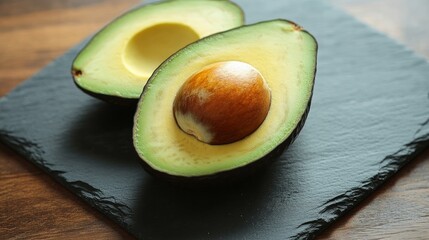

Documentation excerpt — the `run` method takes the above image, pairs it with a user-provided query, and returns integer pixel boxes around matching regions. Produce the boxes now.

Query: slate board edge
[0,2,429,239]
[292,131,429,239]
[2,119,429,239]
[0,130,135,232]
[290,2,429,238]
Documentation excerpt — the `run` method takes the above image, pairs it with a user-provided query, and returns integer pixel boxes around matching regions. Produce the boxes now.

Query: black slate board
[1,0,429,239]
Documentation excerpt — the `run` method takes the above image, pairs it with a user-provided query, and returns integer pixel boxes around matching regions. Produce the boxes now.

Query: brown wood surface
[0,0,428,239]
[0,0,138,239]
[319,1,429,239]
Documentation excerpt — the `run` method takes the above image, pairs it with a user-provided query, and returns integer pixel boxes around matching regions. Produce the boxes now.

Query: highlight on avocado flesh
[133,19,317,179]
[173,61,271,145]
[71,0,244,104]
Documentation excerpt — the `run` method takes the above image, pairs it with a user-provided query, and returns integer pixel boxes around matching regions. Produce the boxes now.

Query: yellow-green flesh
[134,20,317,177]
[72,0,243,99]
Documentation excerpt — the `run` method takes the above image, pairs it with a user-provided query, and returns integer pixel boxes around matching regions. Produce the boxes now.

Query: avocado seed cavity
[173,61,271,145]
[123,23,199,78]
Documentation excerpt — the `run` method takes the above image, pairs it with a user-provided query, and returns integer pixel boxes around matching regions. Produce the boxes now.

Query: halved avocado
[72,0,244,105]
[133,20,317,182]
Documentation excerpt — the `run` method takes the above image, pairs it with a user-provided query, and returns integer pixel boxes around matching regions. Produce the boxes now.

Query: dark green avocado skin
[70,0,244,107]
[134,20,318,186]
[71,65,138,106]
[137,92,314,187]
[73,79,138,107]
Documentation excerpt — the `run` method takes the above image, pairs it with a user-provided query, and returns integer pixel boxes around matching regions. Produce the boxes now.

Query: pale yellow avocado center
[123,23,200,78]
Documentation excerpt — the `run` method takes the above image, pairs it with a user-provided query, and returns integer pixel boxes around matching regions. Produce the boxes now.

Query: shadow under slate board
[1,0,429,239]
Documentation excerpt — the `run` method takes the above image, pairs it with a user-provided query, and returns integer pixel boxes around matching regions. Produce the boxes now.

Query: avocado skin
[71,1,245,106]
[137,93,314,187]
[133,20,318,185]
[73,79,138,107]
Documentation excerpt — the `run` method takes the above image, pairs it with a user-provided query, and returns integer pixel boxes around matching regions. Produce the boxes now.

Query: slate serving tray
[1,0,429,239]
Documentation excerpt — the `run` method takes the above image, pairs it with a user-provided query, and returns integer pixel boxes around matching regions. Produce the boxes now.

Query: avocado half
[71,0,244,105]
[133,20,317,183]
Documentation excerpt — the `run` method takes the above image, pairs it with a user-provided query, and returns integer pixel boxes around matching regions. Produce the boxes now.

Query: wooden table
[0,0,428,239]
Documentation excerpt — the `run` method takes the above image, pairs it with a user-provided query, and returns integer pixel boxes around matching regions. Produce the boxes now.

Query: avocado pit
[173,61,271,145]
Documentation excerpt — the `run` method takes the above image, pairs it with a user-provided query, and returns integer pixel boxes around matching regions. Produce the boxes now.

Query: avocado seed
[173,61,271,145]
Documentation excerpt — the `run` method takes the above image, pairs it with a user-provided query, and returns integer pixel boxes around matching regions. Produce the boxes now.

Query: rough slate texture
[1,0,429,239]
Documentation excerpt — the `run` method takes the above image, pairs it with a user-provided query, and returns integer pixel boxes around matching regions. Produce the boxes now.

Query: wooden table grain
[0,0,428,239]
[320,1,429,239]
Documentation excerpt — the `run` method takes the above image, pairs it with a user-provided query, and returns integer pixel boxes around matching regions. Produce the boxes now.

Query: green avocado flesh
[133,20,317,177]
[72,0,243,101]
